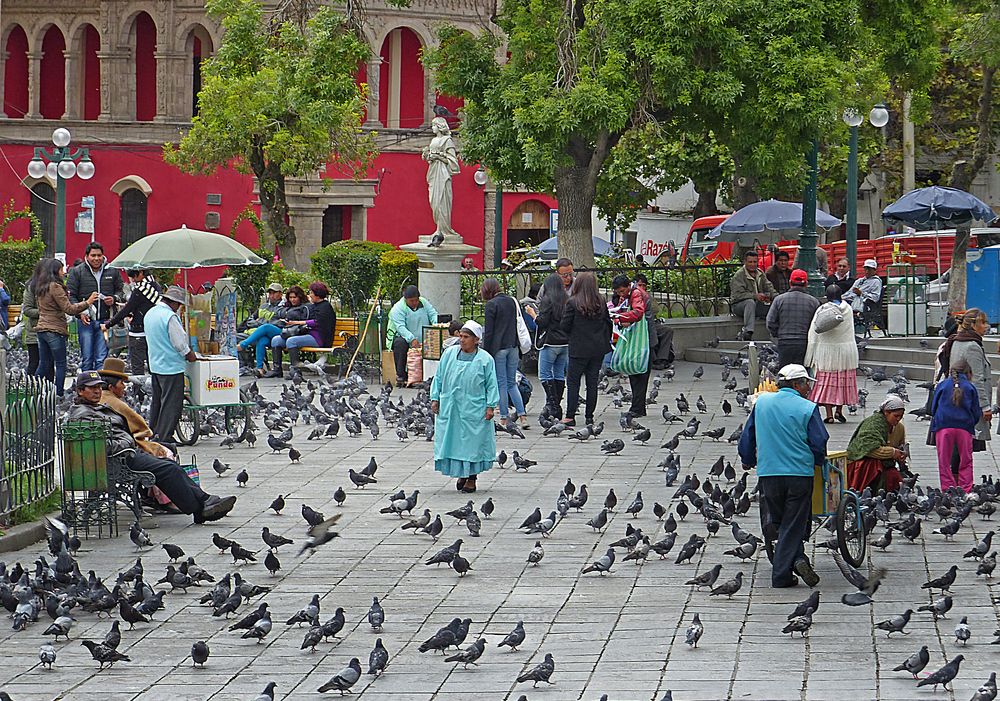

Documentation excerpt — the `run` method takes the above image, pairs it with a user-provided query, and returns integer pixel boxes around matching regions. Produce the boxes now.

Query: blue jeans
[493,346,525,419]
[271,333,317,351]
[538,345,569,381]
[36,331,68,396]
[241,323,282,367]
[77,319,108,371]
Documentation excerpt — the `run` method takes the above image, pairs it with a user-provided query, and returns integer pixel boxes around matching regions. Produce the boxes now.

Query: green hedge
[310,240,394,310]
[377,250,418,301]
[0,238,46,303]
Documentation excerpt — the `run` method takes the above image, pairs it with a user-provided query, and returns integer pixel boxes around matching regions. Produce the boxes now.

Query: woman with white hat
[430,320,499,493]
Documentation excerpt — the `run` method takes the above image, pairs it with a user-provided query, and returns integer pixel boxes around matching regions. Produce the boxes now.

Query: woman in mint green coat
[430,320,499,493]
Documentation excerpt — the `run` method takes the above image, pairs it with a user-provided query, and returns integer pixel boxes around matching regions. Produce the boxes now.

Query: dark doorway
[30,182,56,253]
[119,188,148,249]
[322,205,345,247]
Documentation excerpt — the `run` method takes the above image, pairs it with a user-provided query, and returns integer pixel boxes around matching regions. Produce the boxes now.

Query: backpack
[813,302,844,334]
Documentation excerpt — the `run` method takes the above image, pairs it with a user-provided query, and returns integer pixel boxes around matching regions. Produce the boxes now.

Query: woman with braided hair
[929,358,981,492]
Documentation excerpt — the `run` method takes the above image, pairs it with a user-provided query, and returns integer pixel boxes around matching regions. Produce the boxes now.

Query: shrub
[310,240,393,311]
[0,238,46,302]
[377,250,418,301]
[268,260,312,291]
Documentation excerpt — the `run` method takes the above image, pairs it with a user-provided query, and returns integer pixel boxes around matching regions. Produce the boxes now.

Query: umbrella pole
[184,269,191,354]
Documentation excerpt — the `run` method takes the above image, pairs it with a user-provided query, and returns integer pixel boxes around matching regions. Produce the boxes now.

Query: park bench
[298,317,361,374]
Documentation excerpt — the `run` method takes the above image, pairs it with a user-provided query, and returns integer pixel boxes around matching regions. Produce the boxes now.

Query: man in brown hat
[98,358,171,459]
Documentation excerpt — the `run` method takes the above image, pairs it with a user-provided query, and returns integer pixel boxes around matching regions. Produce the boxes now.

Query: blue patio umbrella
[882,186,997,228]
[536,235,614,257]
[707,199,841,246]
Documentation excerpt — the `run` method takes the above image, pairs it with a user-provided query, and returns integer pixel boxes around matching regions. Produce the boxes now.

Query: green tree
[426,0,883,266]
[164,0,376,269]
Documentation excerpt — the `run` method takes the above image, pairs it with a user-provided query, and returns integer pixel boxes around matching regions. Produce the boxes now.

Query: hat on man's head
[863,258,878,269]
[789,269,808,285]
[76,371,104,387]
[776,364,815,383]
[460,320,484,339]
[403,285,420,299]
[266,282,283,293]
[162,286,188,305]
[98,358,130,382]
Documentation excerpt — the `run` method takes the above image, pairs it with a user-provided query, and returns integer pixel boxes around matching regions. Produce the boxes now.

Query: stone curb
[0,513,52,554]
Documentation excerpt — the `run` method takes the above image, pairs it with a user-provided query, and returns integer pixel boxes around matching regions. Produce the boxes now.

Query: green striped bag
[610,321,649,375]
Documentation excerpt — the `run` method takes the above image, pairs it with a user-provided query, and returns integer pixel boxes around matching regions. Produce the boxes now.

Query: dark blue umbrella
[707,199,841,246]
[882,186,997,227]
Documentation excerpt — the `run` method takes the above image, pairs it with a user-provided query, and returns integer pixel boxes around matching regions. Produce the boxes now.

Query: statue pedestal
[401,236,480,322]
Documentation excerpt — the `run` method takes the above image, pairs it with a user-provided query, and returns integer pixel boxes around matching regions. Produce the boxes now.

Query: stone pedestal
[401,236,480,322]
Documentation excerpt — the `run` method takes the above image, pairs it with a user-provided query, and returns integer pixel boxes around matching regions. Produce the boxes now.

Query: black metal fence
[0,371,58,526]
[460,263,741,321]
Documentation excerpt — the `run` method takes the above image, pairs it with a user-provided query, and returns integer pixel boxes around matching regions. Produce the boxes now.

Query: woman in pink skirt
[804,285,858,423]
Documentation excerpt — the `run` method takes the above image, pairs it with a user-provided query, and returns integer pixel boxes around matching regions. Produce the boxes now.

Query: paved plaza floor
[1,360,998,701]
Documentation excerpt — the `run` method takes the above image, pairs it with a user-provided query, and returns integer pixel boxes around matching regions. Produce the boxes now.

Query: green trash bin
[59,420,109,492]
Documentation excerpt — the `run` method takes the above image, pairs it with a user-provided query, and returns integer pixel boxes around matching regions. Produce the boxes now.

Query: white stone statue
[422,116,461,245]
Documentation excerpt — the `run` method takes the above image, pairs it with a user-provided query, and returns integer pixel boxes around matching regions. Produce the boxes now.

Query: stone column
[25,51,42,119]
[423,65,435,127]
[483,187,498,268]
[288,202,326,265]
[363,56,381,128]
[97,51,130,120]
[63,49,79,119]
[350,206,368,241]
[155,50,186,120]
[402,236,480,321]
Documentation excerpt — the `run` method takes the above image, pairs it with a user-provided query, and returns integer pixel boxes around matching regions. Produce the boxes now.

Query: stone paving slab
[0,360,998,700]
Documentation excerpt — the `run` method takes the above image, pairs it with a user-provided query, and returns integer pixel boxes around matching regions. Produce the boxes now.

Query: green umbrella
[109,225,266,269]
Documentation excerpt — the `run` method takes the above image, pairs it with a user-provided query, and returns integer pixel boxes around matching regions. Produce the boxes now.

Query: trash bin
[59,419,109,491]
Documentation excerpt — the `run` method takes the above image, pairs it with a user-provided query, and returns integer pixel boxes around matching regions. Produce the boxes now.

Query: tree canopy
[165,0,375,268]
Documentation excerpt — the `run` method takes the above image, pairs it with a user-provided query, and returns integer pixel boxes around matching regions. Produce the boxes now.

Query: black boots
[264,348,283,378]
[288,348,301,368]
[542,380,565,420]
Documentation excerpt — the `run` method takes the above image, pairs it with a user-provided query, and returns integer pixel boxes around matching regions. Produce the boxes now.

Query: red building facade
[0,0,555,278]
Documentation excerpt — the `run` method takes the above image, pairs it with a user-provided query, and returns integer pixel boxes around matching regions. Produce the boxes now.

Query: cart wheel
[225,392,251,442]
[836,491,867,568]
[175,406,200,446]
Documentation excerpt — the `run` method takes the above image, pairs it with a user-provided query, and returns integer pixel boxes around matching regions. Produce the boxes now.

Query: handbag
[813,303,845,334]
[515,304,532,354]
[281,325,309,340]
[610,320,650,375]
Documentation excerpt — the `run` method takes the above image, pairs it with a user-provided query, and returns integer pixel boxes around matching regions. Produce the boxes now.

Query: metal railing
[0,370,58,526]
[460,263,741,321]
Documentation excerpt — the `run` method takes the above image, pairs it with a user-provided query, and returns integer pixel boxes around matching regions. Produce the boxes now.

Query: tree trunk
[731,169,760,210]
[692,184,719,219]
[249,145,299,269]
[554,165,596,267]
[946,64,995,312]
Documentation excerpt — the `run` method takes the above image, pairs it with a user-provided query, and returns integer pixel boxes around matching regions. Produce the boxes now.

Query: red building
[0,1,555,280]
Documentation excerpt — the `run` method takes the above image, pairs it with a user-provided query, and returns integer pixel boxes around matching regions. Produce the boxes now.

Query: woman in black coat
[482,278,528,429]
[535,272,570,418]
[560,272,612,427]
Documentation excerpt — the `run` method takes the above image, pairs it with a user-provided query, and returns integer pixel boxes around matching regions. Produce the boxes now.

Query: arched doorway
[79,24,101,120]
[39,25,66,119]
[507,199,551,248]
[132,12,157,121]
[3,26,29,118]
[186,26,213,117]
[30,183,56,253]
[378,27,424,129]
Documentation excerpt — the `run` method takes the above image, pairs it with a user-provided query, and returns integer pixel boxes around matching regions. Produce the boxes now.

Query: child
[929,358,982,492]
[442,319,464,349]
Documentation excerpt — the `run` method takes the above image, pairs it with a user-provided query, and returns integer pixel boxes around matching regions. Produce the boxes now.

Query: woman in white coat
[804,284,858,423]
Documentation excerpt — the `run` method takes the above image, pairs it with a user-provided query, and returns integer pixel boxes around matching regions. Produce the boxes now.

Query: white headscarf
[461,320,484,341]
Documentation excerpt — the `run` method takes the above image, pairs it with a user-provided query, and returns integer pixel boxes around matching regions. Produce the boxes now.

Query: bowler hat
[98,357,130,382]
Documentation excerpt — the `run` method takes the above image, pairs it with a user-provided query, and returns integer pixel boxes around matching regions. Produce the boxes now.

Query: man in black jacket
[66,371,236,523]
[102,270,162,375]
[67,242,124,371]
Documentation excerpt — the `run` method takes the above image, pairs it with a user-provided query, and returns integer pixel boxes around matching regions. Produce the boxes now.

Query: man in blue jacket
[386,285,437,387]
[739,364,829,588]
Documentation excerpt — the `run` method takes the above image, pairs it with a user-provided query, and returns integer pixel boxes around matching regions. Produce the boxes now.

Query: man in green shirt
[730,250,776,341]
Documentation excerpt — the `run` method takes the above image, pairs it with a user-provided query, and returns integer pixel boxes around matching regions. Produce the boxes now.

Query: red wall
[39,27,67,119]
[134,13,157,121]
[83,25,101,120]
[4,26,29,118]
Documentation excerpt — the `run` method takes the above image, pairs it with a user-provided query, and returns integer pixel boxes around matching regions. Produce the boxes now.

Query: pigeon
[893,645,930,679]
[231,542,257,564]
[368,638,389,675]
[693,366,704,380]
[789,591,820,620]
[467,509,483,536]
[212,458,230,477]
[833,552,886,606]
[524,511,557,537]
[161,543,185,562]
[781,608,814,637]
[651,533,677,559]
[632,427,651,444]
[971,673,998,701]
[317,657,362,694]
[915,655,963,691]
[582,548,615,575]
[445,638,486,668]
[129,521,153,550]
[236,469,249,487]
[299,513,343,554]
[419,619,462,653]
[333,487,346,506]
[482,498,495,518]
[625,492,644,517]
[191,640,210,667]
[918,595,953,619]
[685,564,722,590]
[977,552,996,577]
[922,564,958,592]
[527,541,544,566]
[241,610,273,643]
[102,620,121,650]
[605,489,618,511]
[212,533,234,553]
[348,468,377,488]
[264,551,281,576]
[964,531,994,559]
[875,609,913,637]
[253,682,277,701]
[261,527,294,552]
[39,643,57,669]
[586,509,609,533]
[81,640,131,668]
[512,451,537,471]
[451,554,473,576]
[955,615,971,645]
[709,571,744,598]
[43,616,74,641]
[499,621,526,651]
[685,613,704,648]
[301,625,324,652]
[426,539,463,566]
[600,439,625,454]
[516,652,555,687]
[286,594,321,626]
[368,597,385,631]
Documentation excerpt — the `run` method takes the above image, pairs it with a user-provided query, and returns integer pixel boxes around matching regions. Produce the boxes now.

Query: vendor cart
[174,387,253,447]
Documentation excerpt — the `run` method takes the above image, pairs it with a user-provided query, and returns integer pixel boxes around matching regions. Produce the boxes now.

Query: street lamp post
[799,139,823,296]
[26,128,95,261]
[842,104,889,273]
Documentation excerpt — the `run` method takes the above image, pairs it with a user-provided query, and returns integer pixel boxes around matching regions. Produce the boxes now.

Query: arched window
[378,28,425,129]
[39,25,66,119]
[119,189,147,250]
[30,183,56,253]
[81,24,101,120]
[3,25,29,118]
[133,12,157,121]
[186,27,213,118]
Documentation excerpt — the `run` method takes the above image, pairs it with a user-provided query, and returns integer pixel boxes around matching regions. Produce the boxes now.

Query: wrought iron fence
[460,263,741,321]
[0,371,58,526]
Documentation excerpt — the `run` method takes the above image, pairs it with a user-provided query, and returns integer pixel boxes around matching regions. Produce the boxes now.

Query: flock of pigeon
[1,336,1000,699]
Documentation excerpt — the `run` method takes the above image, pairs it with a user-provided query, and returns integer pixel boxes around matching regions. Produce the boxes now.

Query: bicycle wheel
[175,406,200,446]
[836,491,867,568]
[225,391,251,442]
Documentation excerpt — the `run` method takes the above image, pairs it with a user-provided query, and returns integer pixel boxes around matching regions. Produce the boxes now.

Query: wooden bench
[299,318,361,373]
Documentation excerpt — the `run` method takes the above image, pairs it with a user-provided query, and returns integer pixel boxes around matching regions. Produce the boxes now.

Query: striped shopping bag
[610,321,649,376]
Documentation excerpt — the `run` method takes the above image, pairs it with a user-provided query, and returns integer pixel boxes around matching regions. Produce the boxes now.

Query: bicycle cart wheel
[175,406,200,446]
[224,391,252,442]
[836,491,867,568]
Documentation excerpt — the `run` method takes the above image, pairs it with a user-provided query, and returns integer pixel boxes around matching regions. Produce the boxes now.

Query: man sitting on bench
[66,371,237,523]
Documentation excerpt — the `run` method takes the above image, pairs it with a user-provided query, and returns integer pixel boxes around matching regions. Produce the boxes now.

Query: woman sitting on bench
[267,282,335,377]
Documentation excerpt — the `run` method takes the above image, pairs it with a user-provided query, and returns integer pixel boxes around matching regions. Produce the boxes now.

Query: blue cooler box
[967,246,1000,323]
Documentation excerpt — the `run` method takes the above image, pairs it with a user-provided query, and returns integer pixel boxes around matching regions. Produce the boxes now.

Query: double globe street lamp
[27,128,95,260]
[842,104,889,273]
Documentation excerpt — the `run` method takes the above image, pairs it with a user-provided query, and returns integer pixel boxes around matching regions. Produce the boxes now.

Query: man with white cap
[842,258,883,313]
[144,285,197,445]
[739,364,829,588]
